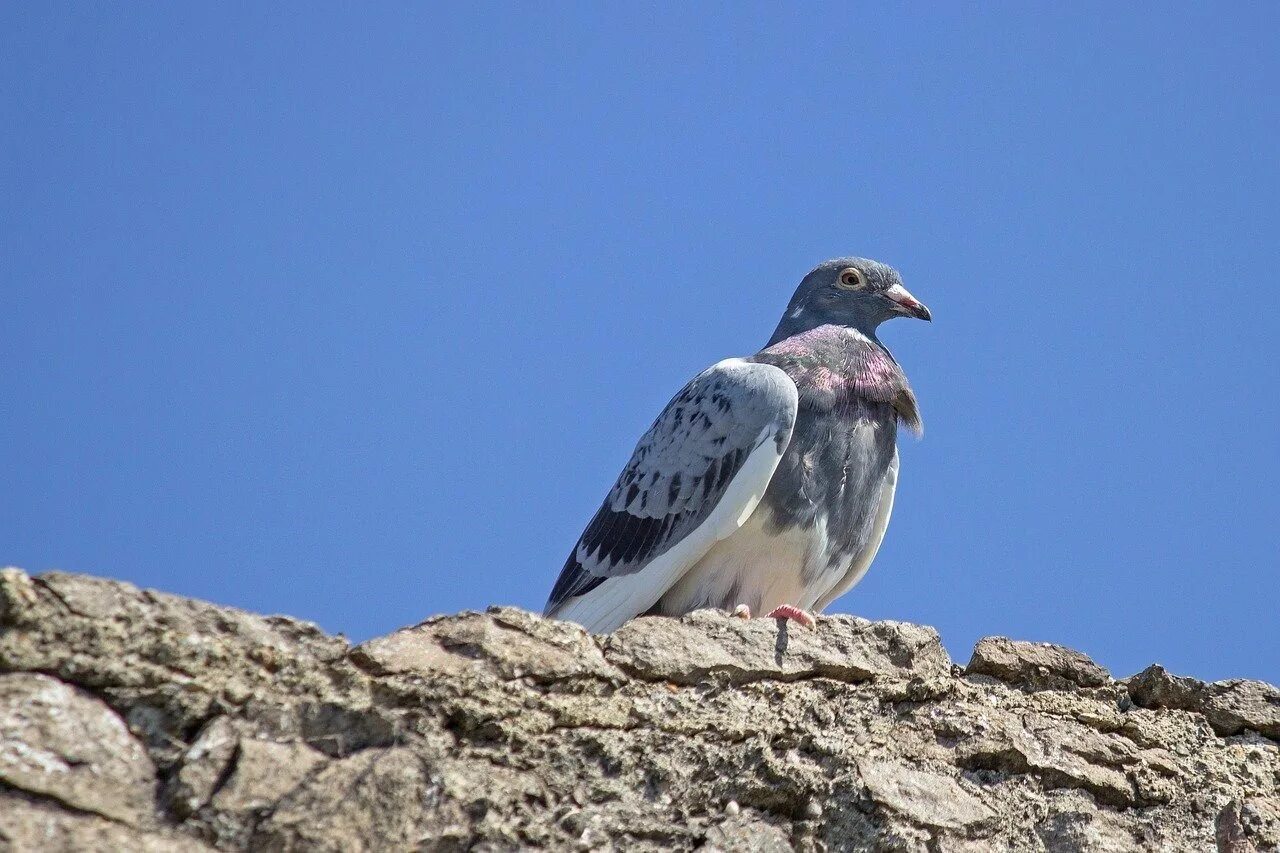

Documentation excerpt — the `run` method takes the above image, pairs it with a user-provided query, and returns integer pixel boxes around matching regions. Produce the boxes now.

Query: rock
[351,605,622,683]
[0,568,359,774]
[946,703,1138,807]
[212,737,326,813]
[0,793,209,852]
[1216,800,1258,853]
[1037,809,1141,852]
[1237,797,1280,850]
[0,673,155,826]
[858,760,995,830]
[966,636,1112,691]
[702,812,794,852]
[1127,664,1280,739]
[168,716,239,817]
[0,568,39,627]
[250,747,440,851]
[0,566,1276,851]
[603,609,951,685]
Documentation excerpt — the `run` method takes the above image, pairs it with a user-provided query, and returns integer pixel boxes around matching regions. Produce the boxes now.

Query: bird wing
[812,447,899,612]
[545,358,799,633]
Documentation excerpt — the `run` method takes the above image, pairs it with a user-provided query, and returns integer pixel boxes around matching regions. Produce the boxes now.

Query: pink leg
[766,604,816,630]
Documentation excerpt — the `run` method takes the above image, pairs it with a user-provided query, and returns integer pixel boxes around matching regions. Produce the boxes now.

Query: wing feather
[545,358,798,632]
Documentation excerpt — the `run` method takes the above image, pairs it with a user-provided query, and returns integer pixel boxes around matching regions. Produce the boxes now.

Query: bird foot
[730,604,752,619]
[766,604,816,630]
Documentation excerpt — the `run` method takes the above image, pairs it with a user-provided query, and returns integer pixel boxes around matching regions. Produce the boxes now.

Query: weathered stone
[212,738,326,812]
[1237,797,1280,850]
[0,793,209,852]
[168,716,239,817]
[948,705,1138,807]
[858,760,995,830]
[0,567,369,783]
[1217,799,1258,853]
[603,608,951,685]
[250,747,443,851]
[702,813,794,853]
[0,568,39,628]
[966,636,1111,690]
[1127,664,1280,739]
[1037,808,1141,852]
[351,605,622,683]
[0,673,155,826]
[0,567,1275,852]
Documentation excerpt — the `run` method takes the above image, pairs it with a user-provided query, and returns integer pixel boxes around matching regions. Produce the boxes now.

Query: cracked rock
[1127,664,1280,739]
[858,759,995,830]
[0,673,155,826]
[351,606,622,683]
[966,636,1112,691]
[0,794,209,852]
[602,608,951,685]
[0,567,1275,851]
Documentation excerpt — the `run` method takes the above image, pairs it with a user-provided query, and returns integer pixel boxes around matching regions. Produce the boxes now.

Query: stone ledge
[0,566,1276,852]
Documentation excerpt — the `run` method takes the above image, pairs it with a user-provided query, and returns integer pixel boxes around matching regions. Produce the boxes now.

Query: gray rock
[603,608,951,685]
[351,605,622,683]
[1216,800,1258,853]
[250,747,442,851]
[212,737,326,813]
[1037,809,1142,852]
[0,673,155,826]
[1127,664,1280,739]
[858,760,995,830]
[0,794,210,852]
[966,635,1112,690]
[0,566,1277,852]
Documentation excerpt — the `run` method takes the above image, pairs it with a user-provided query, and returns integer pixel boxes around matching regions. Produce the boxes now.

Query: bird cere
[545,258,930,634]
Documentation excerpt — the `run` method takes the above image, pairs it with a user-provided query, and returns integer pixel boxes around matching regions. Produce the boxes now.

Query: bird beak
[884,283,931,321]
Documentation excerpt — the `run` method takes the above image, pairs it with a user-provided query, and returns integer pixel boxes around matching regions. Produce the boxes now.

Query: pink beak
[884,283,931,321]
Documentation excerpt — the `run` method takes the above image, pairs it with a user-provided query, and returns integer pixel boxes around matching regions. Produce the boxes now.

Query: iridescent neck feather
[752,325,921,434]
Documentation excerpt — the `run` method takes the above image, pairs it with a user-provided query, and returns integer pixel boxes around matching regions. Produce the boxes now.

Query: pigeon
[544,257,930,634]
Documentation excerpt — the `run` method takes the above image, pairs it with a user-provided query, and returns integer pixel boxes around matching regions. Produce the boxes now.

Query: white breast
[654,504,848,615]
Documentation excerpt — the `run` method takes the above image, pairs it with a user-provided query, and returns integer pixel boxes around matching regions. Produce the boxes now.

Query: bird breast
[653,502,834,616]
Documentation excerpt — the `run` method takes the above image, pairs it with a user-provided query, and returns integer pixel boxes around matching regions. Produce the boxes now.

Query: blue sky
[3,4,1277,683]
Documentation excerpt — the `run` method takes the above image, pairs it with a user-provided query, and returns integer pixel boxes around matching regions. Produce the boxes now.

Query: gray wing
[545,358,798,633]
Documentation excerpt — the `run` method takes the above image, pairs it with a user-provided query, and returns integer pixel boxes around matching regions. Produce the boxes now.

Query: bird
[544,257,930,634]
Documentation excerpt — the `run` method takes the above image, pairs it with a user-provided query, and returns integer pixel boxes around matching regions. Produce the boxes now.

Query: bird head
[768,257,930,345]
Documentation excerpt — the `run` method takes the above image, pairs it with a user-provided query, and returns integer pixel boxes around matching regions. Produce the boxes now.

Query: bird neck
[765,322,886,356]
[767,313,882,348]
[754,325,918,431]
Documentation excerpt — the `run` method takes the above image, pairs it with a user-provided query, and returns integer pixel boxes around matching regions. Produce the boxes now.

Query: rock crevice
[0,567,1276,852]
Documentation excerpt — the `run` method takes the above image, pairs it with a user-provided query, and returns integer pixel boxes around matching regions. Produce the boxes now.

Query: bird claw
[730,604,752,619]
[766,604,816,630]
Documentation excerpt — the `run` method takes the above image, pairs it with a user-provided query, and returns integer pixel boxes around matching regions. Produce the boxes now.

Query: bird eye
[837,268,864,289]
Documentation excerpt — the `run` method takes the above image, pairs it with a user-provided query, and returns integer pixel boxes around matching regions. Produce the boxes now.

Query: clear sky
[3,4,1277,683]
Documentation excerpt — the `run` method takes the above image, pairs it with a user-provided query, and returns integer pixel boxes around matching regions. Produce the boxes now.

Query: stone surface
[0,566,1278,852]
[351,605,623,683]
[604,609,951,686]
[0,794,210,852]
[966,635,1112,691]
[857,760,995,830]
[0,673,155,826]
[1127,664,1280,739]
